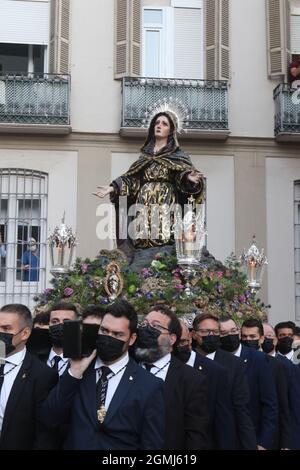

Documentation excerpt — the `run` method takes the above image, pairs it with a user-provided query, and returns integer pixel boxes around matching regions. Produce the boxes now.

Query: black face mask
[277,337,293,355]
[220,334,240,353]
[0,332,15,356]
[136,325,161,349]
[96,334,126,362]
[175,345,191,363]
[241,339,260,350]
[49,324,64,348]
[201,335,221,354]
[262,338,274,354]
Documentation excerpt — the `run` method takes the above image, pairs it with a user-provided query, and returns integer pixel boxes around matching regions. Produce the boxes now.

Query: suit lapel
[104,359,137,424]
[79,361,98,427]
[165,356,181,396]
[1,351,31,435]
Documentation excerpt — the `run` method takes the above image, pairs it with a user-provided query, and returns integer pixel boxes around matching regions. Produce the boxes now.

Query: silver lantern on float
[48,214,77,277]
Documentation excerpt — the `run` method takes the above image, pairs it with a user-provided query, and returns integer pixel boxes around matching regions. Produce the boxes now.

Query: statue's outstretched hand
[187,171,203,184]
[93,185,114,198]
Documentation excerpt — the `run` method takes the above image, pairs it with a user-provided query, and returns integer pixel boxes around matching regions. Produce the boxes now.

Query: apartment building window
[0,169,48,309]
[0,0,49,74]
[142,1,203,79]
[295,181,300,321]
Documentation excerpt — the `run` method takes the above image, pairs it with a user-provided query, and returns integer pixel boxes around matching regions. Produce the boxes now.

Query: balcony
[274,83,300,142]
[0,73,71,134]
[120,77,229,140]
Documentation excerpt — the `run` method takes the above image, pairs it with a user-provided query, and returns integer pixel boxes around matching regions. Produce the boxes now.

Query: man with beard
[134,305,209,450]
[174,319,236,449]
[192,312,257,449]
[39,300,165,450]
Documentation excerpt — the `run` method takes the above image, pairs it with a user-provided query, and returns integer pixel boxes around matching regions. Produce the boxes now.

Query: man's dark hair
[242,318,264,337]
[219,314,235,324]
[50,302,79,318]
[274,321,296,336]
[82,305,105,321]
[33,311,50,326]
[105,300,138,334]
[193,312,219,331]
[294,326,300,337]
[0,303,33,329]
[148,304,182,346]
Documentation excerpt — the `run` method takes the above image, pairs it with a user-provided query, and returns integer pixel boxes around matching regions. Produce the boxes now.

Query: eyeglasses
[194,328,220,336]
[138,320,170,334]
[220,327,240,337]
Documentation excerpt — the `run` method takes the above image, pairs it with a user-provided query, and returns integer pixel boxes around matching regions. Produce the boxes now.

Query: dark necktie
[52,356,62,371]
[0,363,4,391]
[144,363,154,372]
[96,366,112,423]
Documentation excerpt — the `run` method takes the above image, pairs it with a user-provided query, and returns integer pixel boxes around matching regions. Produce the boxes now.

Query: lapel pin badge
[129,376,133,381]
[244,359,247,363]
[198,366,202,370]
[22,373,26,379]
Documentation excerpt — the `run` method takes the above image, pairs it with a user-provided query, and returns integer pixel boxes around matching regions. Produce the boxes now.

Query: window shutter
[291,15,300,53]
[49,0,70,74]
[174,8,202,79]
[204,0,230,80]
[266,0,290,79]
[115,0,141,78]
[220,0,230,80]
[205,0,217,80]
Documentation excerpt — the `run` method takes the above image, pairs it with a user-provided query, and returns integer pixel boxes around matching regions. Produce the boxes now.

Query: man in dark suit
[0,303,58,450]
[174,319,236,449]
[263,322,300,450]
[134,305,209,450]
[39,300,165,450]
[192,312,257,450]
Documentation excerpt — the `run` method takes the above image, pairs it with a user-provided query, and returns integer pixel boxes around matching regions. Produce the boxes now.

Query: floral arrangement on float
[34,248,269,324]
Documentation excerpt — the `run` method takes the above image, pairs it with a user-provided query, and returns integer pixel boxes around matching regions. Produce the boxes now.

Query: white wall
[111,152,235,262]
[229,0,280,138]
[266,157,299,326]
[70,0,120,133]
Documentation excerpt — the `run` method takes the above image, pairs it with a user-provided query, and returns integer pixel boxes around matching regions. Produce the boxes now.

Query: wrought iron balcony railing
[121,77,229,138]
[0,73,70,126]
[274,83,300,140]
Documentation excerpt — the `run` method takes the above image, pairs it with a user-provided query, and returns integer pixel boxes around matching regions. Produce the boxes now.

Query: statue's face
[154,115,171,140]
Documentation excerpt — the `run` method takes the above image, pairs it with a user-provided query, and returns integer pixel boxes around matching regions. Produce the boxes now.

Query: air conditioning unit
[0,80,6,105]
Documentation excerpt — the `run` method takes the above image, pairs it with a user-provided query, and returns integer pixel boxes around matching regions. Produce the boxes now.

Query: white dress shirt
[206,350,216,360]
[94,352,129,411]
[47,348,69,376]
[143,353,171,381]
[186,349,196,367]
[233,343,242,357]
[0,347,26,432]
[277,350,294,361]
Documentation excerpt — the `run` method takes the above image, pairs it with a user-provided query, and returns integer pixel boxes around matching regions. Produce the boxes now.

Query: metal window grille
[0,169,48,311]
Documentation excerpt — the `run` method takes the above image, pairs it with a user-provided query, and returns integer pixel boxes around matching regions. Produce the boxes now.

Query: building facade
[0,0,299,325]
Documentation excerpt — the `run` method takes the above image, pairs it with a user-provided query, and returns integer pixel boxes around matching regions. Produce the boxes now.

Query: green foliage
[34,250,269,322]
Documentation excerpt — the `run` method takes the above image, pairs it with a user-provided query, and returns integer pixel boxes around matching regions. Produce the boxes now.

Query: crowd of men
[0,300,300,450]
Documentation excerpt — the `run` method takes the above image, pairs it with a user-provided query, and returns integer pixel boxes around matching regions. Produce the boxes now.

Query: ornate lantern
[240,236,268,293]
[175,197,206,296]
[48,214,77,277]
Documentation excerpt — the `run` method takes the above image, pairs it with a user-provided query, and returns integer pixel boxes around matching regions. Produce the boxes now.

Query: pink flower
[81,263,88,274]
[217,271,223,279]
[239,295,246,303]
[44,288,54,294]
[209,272,215,281]
[175,284,185,290]
[64,287,73,297]
[155,253,162,260]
